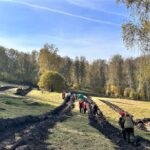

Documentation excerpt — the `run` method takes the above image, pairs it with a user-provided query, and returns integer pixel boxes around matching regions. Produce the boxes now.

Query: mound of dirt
[0,86,15,92]
[15,87,32,96]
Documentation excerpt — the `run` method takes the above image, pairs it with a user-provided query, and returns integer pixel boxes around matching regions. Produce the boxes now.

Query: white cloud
[0,0,120,27]
[66,0,127,17]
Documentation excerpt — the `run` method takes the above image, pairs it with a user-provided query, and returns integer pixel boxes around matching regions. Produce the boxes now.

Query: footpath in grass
[46,103,116,150]
[93,97,150,141]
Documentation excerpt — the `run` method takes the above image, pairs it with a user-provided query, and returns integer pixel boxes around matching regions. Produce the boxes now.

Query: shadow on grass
[0,95,24,101]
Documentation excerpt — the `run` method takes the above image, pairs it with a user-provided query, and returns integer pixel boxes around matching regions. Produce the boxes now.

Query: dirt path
[0,99,74,150]
[101,100,150,132]
[87,101,150,150]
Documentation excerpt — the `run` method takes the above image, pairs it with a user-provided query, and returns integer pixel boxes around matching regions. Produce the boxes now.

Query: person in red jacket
[82,101,87,114]
[79,100,84,113]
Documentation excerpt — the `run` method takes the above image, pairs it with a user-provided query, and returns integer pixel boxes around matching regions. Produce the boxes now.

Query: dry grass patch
[27,90,63,107]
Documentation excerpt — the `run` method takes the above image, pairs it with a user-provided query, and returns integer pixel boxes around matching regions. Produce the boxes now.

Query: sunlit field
[27,90,63,107]
[95,97,150,119]
[0,90,63,119]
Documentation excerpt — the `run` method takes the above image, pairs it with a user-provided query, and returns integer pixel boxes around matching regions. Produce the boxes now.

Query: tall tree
[60,57,73,85]
[108,55,124,95]
[80,56,86,87]
[0,46,8,73]
[38,44,58,74]
[74,57,80,85]
[117,0,150,52]
[124,58,136,89]
[90,59,106,93]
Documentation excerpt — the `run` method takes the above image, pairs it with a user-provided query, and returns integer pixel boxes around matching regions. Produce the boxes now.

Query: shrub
[72,83,81,90]
[129,89,138,99]
[114,93,120,97]
[124,88,131,97]
[110,85,121,97]
[106,85,111,96]
[38,71,66,92]
[139,91,145,100]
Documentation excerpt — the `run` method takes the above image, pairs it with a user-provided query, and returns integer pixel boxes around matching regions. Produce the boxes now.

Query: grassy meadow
[0,88,149,143]
[46,107,117,150]
[0,89,63,118]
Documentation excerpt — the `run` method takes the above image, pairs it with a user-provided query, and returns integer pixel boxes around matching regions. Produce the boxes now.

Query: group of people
[62,91,135,144]
[78,94,99,116]
[119,111,135,143]
[62,92,99,116]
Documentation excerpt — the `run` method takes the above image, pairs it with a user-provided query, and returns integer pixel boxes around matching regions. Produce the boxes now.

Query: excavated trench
[101,100,150,132]
[0,86,16,92]
[87,100,150,150]
[0,98,75,150]
[0,94,149,150]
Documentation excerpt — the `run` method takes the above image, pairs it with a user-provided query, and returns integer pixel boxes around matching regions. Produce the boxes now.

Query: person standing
[124,114,134,143]
[93,104,98,116]
[82,101,87,114]
[79,100,83,113]
[119,112,126,140]
[62,91,66,99]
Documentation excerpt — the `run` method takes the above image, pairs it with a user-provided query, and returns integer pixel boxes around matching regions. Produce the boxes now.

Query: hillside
[0,88,149,149]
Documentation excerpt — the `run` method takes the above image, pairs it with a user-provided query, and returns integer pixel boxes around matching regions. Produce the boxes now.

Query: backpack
[124,116,134,128]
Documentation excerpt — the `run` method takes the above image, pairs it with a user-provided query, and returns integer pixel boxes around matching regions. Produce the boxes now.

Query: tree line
[0,44,150,100]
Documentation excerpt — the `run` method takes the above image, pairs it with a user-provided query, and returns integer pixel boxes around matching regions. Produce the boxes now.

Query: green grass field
[27,90,63,107]
[0,89,63,118]
[93,97,150,141]
[0,89,149,148]
[46,107,116,150]
[96,97,150,119]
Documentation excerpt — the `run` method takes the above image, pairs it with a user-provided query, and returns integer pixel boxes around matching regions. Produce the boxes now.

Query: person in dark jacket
[124,114,134,143]
[119,111,126,140]
[93,104,98,116]
[62,91,66,99]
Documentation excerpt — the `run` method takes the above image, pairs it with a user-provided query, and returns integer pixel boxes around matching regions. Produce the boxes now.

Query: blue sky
[0,0,141,60]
